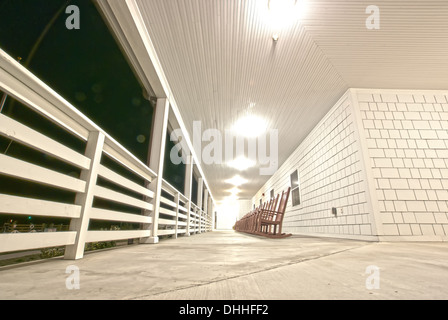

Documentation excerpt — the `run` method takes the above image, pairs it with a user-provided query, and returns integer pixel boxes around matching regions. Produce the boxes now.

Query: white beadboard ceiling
[134,0,448,202]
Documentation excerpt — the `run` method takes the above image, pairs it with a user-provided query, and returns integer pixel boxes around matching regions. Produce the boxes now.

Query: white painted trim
[178,212,188,219]
[159,207,177,218]
[352,88,448,95]
[0,232,77,253]
[158,218,177,226]
[94,185,153,211]
[0,194,81,219]
[174,193,180,238]
[377,235,448,242]
[90,207,152,224]
[0,48,157,183]
[94,0,164,98]
[0,154,86,193]
[0,114,90,170]
[118,0,216,208]
[98,164,154,198]
[348,89,384,236]
[160,196,177,209]
[197,178,203,233]
[65,131,105,260]
[161,179,182,197]
[184,156,194,236]
[157,229,176,236]
[144,98,170,244]
[86,230,151,243]
[292,232,379,242]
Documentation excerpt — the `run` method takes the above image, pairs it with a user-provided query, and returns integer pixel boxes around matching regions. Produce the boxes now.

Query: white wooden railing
[0,48,212,260]
[159,179,212,237]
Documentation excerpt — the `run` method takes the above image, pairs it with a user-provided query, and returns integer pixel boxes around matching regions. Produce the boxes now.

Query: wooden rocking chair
[256,187,291,239]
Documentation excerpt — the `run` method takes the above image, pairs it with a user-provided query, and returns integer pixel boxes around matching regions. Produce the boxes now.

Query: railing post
[199,209,201,233]
[208,196,213,232]
[194,207,198,234]
[190,207,193,234]
[183,155,193,237]
[174,193,180,239]
[197,178,203,234]
[203,190,209,233]
[65,131,105,260]
[141,98,170,245]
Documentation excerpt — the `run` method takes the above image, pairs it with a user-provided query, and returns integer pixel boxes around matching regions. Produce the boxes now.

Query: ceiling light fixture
[225,175,248,187]
[228,187,241,195]
[267,0,304,40]
[268,0,298,26]
[268,0,297,13]
[227,156,256,171]
[225,194,239,202]
[233,115,268,138]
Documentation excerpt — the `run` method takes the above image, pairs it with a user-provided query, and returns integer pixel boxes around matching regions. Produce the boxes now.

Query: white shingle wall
[253,91,375,239]
[357,90,448,238]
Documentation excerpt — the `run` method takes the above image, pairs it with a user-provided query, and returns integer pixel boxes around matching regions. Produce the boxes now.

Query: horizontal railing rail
[0,48,213,260]
[0,49,159,258]
[0,49,157,183]
[159,179,212,238]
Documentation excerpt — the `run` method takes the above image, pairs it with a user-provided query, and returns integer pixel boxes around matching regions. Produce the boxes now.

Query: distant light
[233,115,268,138]
[225,175,248,187]
[228,187,241,195]
[225,194,239,202]
[227,156,256,171]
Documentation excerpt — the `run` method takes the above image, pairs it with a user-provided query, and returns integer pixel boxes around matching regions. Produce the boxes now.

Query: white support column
[65,131,105,260]
[197,178,203,234]
[183,156,193,237]
[141,98,170,244]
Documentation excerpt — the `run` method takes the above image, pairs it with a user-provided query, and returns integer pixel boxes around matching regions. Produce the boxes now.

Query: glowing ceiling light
[227,156,256,171]
[225,175,248,187]
[228,187,242,195]
[268,0,297,13]
[233,115,268,138]
[225,194,239,202]
[265,0,306,33]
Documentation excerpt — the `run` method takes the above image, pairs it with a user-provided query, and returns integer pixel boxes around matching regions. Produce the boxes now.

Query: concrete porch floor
[0,230,447,300]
